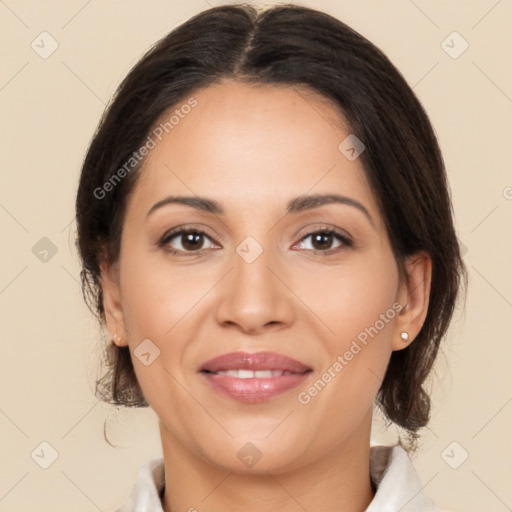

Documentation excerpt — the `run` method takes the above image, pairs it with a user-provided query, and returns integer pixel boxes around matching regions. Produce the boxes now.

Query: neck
[159,413,375,512]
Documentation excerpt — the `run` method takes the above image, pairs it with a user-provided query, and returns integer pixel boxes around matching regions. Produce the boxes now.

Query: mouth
[199,351,312,373]
[199,351,313,403]
[203,369,301,378]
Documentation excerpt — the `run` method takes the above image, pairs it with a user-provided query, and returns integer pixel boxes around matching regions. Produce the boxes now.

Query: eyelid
[158,224,220,248]
[295,223,353,243]
[292,225,353,252]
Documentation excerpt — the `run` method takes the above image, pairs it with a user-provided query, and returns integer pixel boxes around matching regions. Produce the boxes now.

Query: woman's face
[102,81,425,473]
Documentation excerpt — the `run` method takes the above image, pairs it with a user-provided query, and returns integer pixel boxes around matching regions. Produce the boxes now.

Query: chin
[197,434,310,475]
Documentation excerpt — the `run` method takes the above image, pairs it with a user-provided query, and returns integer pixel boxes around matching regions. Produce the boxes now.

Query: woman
[75,4,467,511]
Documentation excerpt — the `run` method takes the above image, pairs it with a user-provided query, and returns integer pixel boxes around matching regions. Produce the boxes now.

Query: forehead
[128,80,380,222]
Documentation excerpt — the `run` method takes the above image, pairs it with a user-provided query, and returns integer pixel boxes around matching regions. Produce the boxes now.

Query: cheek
[117,242,223,400]
[298,247,399,341]
[118,252,203,426]
[119,246,208,339]
[299,248,399,406]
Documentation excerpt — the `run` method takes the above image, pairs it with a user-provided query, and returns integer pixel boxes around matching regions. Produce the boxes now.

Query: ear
[393,251,432,351]
[100,259,129,347]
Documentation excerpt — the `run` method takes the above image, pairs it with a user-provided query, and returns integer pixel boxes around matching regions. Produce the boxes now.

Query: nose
[213,244,296,335]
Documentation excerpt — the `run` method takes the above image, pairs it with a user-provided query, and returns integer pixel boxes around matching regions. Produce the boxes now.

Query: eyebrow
[146,193,374,226]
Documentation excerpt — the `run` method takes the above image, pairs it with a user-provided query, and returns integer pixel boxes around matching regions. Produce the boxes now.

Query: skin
[100,80,431,512]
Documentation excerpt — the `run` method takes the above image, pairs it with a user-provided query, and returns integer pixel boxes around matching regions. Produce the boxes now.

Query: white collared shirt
[114,444,450,512]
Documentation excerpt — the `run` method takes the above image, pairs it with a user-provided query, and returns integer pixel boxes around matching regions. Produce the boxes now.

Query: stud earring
[400,332,409,342]
[113,333,121,344]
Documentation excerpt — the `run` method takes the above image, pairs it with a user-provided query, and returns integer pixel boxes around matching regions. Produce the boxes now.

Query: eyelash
[158,225,353,257]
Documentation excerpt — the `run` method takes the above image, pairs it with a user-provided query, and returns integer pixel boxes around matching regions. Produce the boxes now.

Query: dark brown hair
[75,3,467,451]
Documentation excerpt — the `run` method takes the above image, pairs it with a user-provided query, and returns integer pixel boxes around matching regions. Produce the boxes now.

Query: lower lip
[200,372,311,403]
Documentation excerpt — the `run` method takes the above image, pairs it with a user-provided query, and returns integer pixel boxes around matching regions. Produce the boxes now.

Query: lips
[199,351,312,403]
[199,351,311,374]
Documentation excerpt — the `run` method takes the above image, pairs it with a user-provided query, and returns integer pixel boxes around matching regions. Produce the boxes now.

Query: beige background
[1,0,511,510]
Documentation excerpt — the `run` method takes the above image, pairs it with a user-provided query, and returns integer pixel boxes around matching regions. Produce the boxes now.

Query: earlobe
[99,260,128,347]
[392,251,432,351]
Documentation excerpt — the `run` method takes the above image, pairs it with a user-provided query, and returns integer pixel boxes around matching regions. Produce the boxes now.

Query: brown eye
[296,229,352,253]
[161,229,216,254]
[311,232,335,251]
[180,232,205,251]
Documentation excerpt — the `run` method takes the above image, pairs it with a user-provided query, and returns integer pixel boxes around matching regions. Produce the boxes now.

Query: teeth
[215,369,293,378]
[255,370,274,378]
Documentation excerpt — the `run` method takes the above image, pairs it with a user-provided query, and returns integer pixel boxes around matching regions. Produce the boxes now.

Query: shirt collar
[115,444,444,512]
[367,444,443,511]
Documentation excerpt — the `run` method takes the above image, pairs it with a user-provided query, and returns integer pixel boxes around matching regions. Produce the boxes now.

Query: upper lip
[200,351,312,373]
